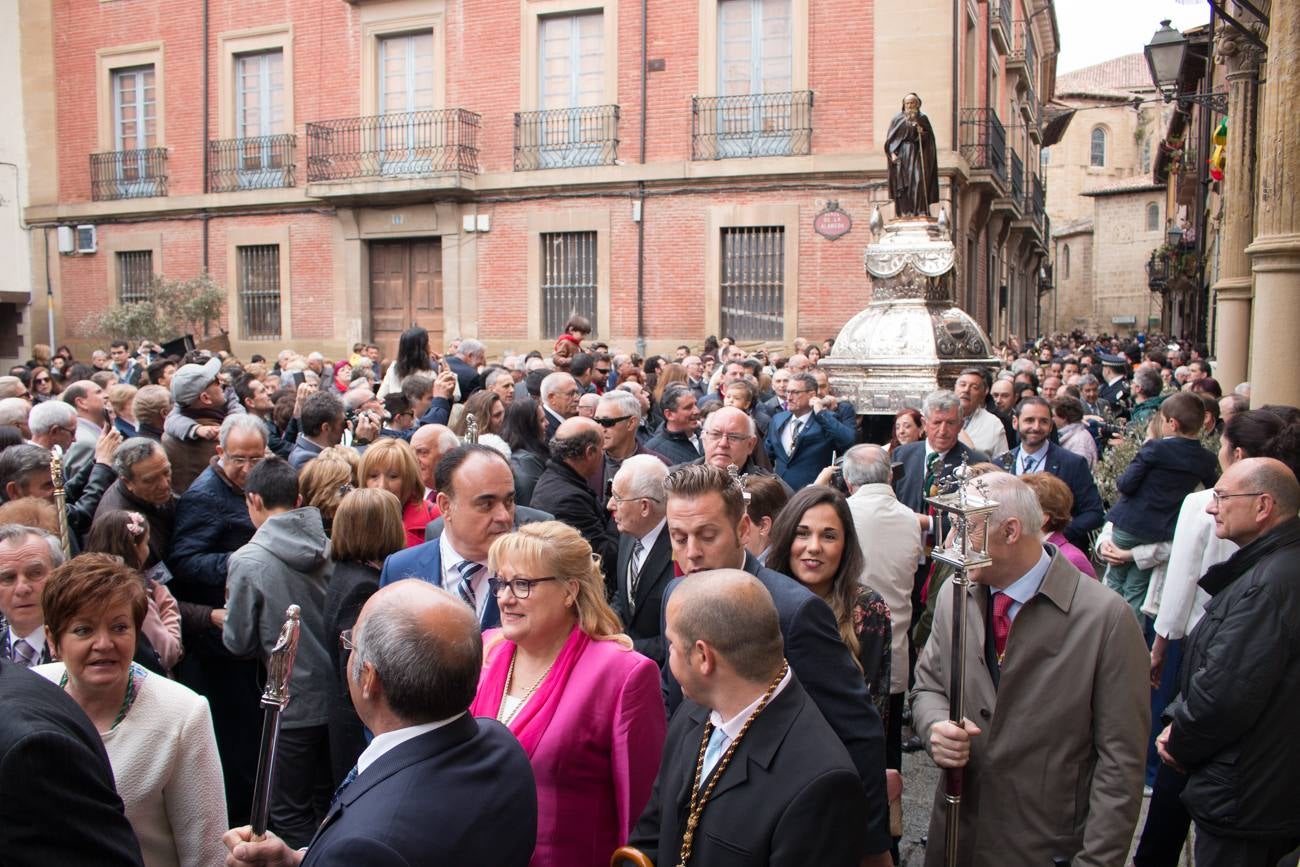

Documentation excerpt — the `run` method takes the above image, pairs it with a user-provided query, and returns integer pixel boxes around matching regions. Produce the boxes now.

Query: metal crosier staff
[250,605,302,842]
[923,462,997,867]
[49,444,72,558]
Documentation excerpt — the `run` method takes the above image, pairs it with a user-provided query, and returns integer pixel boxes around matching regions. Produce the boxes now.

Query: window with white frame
[532,12,609,168]
[113,66,157,153]
[377,31,436,174]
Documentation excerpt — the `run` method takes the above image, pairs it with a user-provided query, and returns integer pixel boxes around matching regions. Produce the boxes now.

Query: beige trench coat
[910,547,1149,867]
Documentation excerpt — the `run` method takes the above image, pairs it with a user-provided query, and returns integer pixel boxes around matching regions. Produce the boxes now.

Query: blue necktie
[456,560,482,611]
[331,765,358,806]
[699,726,729,787]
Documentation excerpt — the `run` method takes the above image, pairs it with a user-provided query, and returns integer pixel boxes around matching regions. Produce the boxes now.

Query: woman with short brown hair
[37,553,227,867]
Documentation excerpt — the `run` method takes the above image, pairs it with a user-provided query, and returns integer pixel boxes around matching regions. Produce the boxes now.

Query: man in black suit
[608,455,673,665]
[530,417,620,584]
[658,463,893,865]
[539,372,580,441]
[225,579,537,867]
[1004,397,1104,548]
[0,660,144,865]
[891,389,989,517]
[626,570,868,867]
[445,338,486,401]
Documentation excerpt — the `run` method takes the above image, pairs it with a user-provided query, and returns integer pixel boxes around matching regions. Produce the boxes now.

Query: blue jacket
[1004,440,1106,548]
[765,409,856,490]
[302,713,536,867]
[1107,436,1219,541]
[167,463,256,607]
[378,539,501,630]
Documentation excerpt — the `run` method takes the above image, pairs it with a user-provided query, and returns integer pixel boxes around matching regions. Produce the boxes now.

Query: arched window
[1062,244,1071,280]
[1090,127,1106,167]
[1146,202,1160,232]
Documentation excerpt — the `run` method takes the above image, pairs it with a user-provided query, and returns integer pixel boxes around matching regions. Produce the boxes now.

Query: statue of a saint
[885,93,940,218]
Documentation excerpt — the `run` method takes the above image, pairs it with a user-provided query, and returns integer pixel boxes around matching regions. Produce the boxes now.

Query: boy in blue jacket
[1104,391,1219,618]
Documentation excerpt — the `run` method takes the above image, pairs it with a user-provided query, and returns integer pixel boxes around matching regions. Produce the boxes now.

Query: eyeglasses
[224,454,265,467]
[34,377,50,384]
[595,368,611,376]
[339,629,356,652]
[702,430,753,444]
[609,492,662,505]
[488,576,558,599]
[786,388,813,395]
[1210,490,1264,505]
[595,414,633,428]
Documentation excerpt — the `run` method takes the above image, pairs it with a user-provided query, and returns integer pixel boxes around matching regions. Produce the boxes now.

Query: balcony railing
[691,91,813,161]
[305,109,480,183]
[90,148,168,201]
[991,0,1013,49]
[208,134,297,192]
[1010,149,1024,203]
[1032,172,1045,217]
[514,104,620,171]
[960,108,1007,182]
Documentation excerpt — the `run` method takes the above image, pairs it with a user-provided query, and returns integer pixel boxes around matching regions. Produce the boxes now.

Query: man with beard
[885,92,939,218]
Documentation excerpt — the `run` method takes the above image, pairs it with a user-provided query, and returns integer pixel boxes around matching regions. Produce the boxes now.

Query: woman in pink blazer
[471,521,666,867]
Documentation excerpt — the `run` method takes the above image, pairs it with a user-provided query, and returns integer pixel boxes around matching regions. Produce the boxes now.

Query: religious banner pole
[924,463,998,867]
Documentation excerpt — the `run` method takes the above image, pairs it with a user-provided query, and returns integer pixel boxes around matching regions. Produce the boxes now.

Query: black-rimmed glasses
[488,576,558,599]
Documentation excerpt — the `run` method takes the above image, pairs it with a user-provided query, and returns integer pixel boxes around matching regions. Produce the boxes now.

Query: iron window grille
[720,227,784,341]
[117,251,154,304]
[237,245,282,340]
[541,232,598,338]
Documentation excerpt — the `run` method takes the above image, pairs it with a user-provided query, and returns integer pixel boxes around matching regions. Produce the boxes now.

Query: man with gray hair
[842,444,924,768]
[595,389,664,483]
[891,389,987,517]
[0,524,65,666]
[911,471,1148,867]
[93,437,176,567]
[607,454,671,664]
[0,397,30,441]
[539,372,579,440]
[447,338,486,400]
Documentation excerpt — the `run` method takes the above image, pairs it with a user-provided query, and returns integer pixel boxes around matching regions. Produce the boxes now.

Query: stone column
[1247,0,1300,407]
[1210,18,1264,391]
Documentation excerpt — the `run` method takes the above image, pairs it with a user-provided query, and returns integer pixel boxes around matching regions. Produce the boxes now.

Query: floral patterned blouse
[853,586,893,732]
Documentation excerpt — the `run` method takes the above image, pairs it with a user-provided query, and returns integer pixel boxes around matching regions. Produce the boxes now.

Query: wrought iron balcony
[1010,149,1024,203]
[1032,172,1045,217]
[305,109,480,183]
[514,105,620,171]
[691,91,813,161]
[90,148,168,201]
[960,108,1007,183]
[991,0,1013,52]
[208,134,296,192]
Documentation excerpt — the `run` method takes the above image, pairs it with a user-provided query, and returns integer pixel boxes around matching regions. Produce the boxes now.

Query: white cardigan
[36,663,228,867]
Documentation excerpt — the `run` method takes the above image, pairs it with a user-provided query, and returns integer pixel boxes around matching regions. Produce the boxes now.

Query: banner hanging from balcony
[813,201,853,241]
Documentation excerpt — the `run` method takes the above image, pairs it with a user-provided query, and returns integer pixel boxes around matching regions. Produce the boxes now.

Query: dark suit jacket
[611,527,673,665]
[765,409,856,490]
[303,713,536,867]
[659,552,891,854]
[377,538,500,630]
[530,459,620,581]
[891,440,989,515]
[0,661,144,865]
[445,355,482,401]
[629,676,868,867]
[1006,440,1106,547]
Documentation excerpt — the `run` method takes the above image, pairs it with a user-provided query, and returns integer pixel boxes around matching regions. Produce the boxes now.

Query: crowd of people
[0,320,1297,867]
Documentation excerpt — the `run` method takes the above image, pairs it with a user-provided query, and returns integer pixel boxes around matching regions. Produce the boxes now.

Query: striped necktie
[331,764,358,806]
[11,638,36,668]
[628,539,645,609]
[455,560,482,611]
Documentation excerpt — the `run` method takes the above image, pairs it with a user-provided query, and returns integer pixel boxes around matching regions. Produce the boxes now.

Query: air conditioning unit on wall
[56,225,97,255]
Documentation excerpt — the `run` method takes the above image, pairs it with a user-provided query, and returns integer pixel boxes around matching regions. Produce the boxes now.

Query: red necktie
[992,592,1014,660]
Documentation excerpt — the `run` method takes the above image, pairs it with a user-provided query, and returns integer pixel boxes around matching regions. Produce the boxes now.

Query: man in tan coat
[911,471,1148,867]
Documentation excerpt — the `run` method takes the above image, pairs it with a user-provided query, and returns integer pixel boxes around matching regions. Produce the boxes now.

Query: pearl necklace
[497,649,556,726]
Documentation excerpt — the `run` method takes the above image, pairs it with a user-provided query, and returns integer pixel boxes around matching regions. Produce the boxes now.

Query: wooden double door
[369,238,444,356]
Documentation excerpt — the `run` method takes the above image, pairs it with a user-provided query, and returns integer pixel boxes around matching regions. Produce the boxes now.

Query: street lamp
[1144,20,1228,114]
[1167,224,1184,250]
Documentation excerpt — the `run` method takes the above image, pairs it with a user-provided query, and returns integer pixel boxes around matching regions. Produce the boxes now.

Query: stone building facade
[20,0,1058,359]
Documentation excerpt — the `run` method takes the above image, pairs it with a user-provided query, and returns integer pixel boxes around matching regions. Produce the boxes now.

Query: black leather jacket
[1166,518,1300,837]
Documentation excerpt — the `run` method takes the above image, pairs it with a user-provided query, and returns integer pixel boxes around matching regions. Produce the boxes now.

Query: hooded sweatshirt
[222,507,333,728]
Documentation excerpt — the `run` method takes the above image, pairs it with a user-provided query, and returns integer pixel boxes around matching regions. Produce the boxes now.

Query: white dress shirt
[781,411,812,454]
[439,534,490,621]
[703,665,792,779]
[357,712,467,774]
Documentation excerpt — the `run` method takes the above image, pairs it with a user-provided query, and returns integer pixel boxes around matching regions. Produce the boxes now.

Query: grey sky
[1055,0,1211,74]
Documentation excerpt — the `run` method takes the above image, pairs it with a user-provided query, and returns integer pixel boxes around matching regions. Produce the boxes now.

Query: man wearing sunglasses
[595,391,666,485]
